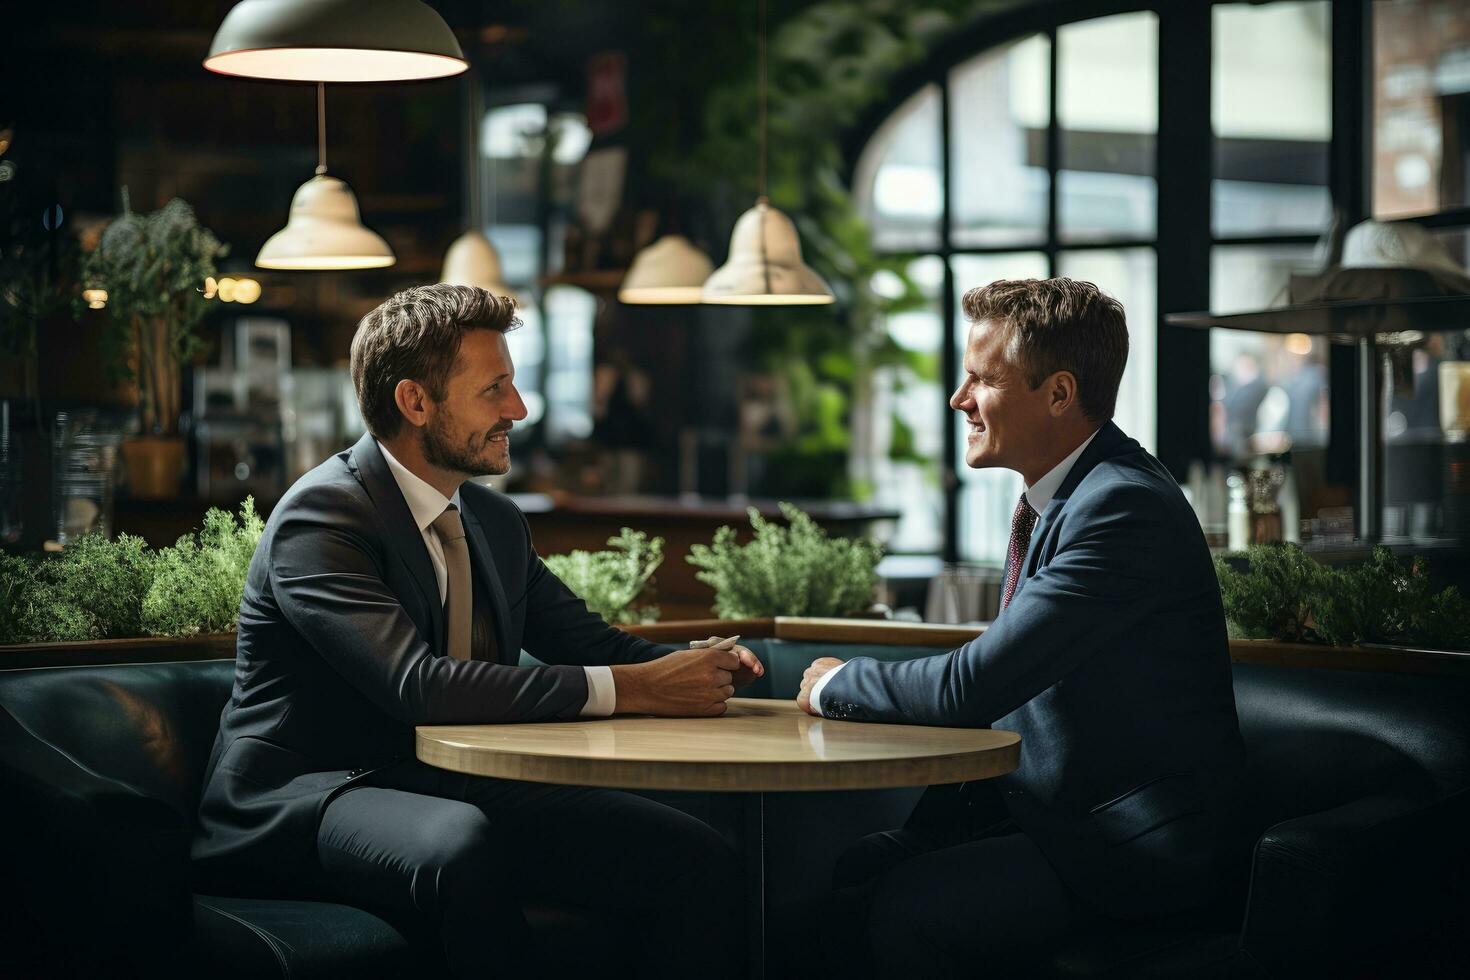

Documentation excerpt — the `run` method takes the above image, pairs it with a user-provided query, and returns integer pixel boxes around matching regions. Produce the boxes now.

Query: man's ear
[1048,371,1079,417]
[393,379,432,429]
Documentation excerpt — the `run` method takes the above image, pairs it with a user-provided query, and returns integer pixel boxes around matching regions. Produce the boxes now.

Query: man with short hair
[794,278,1246,976]
[194,284,758,978]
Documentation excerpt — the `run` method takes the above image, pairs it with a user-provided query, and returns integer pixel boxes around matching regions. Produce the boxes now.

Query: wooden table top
[416,698,1020,792]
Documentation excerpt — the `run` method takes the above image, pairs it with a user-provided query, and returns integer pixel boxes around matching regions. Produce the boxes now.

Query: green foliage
[80,194,226,434]
[3,534,156,642]
[0,498,262,644]
[687,502,883,619]
[1215,543,1470,651]
[1213,544,1324,642]
[142,498,264,636]
[543,528,664,626]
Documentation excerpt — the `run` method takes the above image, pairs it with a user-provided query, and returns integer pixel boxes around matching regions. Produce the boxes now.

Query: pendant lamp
[205,0,467,83]
[257,85,395,270]
[702,0,833,306]
[440,72,515,298]
[619,234,714,305]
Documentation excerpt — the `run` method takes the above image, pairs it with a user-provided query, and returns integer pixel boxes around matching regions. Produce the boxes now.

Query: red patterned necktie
[1001,493,1040,609]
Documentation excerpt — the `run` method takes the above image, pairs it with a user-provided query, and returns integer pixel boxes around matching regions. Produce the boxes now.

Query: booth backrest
[1231,662,1470,826]
[0,659,235,823]
[4,647,1468,851]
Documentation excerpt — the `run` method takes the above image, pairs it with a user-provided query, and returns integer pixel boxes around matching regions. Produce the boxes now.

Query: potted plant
[543,528,664,625]
[81,193,225,498]
[687,502,884,618]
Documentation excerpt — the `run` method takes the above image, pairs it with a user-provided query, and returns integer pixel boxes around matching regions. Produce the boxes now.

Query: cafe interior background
[4,0,1470,623]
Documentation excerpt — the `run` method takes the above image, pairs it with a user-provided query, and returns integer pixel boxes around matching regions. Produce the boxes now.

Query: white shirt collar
[1024,427,1100,513]
[376,439,462,532]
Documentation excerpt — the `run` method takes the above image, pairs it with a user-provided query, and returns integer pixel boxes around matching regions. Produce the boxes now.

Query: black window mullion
[940,75,960,563]
[1046,26,1060,277]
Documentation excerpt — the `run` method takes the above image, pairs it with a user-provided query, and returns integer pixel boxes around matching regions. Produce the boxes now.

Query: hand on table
[609,635,762,717]
[691,635,765,690]
[797,657,845,716]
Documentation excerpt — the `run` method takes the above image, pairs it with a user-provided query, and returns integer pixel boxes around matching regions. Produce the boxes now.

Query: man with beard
[193,284,759,978]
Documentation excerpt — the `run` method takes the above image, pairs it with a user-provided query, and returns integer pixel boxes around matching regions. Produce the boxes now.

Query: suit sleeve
[821,481,1164,727]
[267,486,591,725]
[511,507,676,667]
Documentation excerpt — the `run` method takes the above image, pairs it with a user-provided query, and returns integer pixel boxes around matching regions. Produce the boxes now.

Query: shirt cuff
[808,661,849,718]
[580,665,616,717]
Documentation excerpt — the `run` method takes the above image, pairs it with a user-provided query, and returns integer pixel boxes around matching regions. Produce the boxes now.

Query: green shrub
[686,502,883,619]
[1213,543,1322,642]
[0,552,37,644]
[142,498,263,636]
[1215,543,1470,651]
[7,533,157,642]
[543,528,663,626]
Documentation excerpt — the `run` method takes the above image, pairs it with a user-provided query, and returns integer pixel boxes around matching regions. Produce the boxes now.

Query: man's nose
[506,383,529,421]
[949,383,969,412]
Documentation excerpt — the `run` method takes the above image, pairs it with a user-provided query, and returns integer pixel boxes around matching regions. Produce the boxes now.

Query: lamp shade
[702,201,834,305]
[205,0,467,83]
[256,174,395,270]
[618,235,714,305]
[440,230,515,298]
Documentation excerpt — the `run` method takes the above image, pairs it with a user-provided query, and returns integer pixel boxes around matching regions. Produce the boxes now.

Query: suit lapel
[1016,422,1136,594]
[461,506,514,664]
[347,434,445,654]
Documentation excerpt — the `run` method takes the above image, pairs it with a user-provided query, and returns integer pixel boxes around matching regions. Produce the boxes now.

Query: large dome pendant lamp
[702,0,833,306]
[440,71,515,299]
[205,0,467,83]
[257,84,395,270]
[618,233,714,305]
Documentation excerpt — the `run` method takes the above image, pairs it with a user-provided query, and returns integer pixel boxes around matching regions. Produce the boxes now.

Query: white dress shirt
[377,441,616,716]
[811,428,1101,716]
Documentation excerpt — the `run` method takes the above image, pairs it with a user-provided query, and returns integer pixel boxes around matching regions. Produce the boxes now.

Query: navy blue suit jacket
[193,434,671,890]
[820,422,1246,917]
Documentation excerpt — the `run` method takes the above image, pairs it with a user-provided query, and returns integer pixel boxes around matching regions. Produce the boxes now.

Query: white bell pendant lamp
[257,85,395,270]
[439,72,515,299]
[619,234,714,305]
[205,0,467,83]
[702,0,833,306]
[440,230,514,297]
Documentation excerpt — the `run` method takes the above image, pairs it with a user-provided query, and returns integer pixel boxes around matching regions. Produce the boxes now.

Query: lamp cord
[757,0,767,204]
[316,82,327,176]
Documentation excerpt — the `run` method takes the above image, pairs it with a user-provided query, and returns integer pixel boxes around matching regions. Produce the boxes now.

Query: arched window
[854,2,1335,563]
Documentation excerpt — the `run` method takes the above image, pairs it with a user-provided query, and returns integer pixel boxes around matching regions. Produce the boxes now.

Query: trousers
[316,759,743,978]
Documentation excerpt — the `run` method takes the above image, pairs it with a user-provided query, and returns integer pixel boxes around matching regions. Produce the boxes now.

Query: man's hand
[691,635,765,689]
[797,657,845,716]
[610,646,743,717]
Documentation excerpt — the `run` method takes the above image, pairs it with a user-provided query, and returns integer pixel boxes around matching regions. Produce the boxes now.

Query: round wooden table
[417,698,1020,978]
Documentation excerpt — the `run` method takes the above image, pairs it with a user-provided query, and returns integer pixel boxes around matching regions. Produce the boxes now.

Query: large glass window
[1057,12,1159,242]
[1211,2,1332,236]
[948,37,1050,247]
[858,11,1160,562]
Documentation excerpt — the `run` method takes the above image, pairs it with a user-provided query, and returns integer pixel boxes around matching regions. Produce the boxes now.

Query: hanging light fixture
[205,0,467,83]
[619,234,714,305]
[702,0,833,306]
[440,71,515,298]
[257,84,395,270]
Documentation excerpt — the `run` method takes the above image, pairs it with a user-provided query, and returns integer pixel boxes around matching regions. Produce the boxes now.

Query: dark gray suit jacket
[820,422,1247,918]
[192,434,670,888]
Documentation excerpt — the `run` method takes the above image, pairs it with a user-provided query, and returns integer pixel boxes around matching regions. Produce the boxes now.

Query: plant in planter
[0,533,155,643]
[687,502,883,619]
[0,498,261,644]
[81,194,226,498]
[1214,543,1470,651]
[543,528,664,626]
[142,497,263,635]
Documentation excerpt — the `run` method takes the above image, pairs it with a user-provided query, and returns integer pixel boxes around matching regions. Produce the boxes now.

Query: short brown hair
[961,277,1129,421]
[350,284,520,438]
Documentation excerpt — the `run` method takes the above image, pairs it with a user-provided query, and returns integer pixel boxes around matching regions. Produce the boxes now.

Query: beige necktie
[430,503,472,661]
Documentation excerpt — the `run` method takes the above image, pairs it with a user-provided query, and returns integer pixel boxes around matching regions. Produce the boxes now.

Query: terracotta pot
[120,436,185,499]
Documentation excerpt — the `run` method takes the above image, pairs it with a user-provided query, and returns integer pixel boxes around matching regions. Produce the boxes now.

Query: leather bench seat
[4,642,1469,977]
